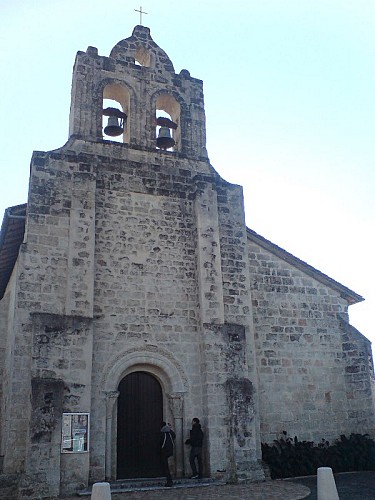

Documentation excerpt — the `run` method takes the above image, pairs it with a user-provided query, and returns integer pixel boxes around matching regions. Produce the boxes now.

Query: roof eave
[246,227,364,306]
[0,204,27,300]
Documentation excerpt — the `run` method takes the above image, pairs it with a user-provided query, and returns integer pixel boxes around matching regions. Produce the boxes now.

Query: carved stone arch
[134,45,153,67]
[102,345,188,393]
[98,77,136,102]
[102,346,188,479]
[152,89,188,118]
[152,90,188,152]
[98,78,135,144]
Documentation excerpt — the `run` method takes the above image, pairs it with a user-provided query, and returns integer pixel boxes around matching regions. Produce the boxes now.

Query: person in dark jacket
[160,421,176,487]
[187,417,204,478]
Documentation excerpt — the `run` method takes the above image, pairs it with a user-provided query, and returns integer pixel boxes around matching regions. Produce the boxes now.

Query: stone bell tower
[1,26,264,498]
[69,25,207,158]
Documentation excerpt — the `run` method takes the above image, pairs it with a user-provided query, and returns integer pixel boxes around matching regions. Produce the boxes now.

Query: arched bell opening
[102,84,130,143]
[155,94,180,152]
[135,46,152,67]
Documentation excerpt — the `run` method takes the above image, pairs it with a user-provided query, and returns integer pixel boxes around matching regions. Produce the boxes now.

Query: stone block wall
[69,26,208,160]
[23,150,96,318]
[2,131,373,494]
[209,181,263,480]
[57,139,264,483]
[2,22,373,498]
[339,317,375,432]
[0,267,23,473]
[0,287,9,465]
[0,147,96,495]
[3,309,94,497]
[90,158,203,479]
[248,235,375,444]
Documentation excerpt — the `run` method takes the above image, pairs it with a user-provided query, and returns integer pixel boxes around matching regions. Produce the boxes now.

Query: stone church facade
[0,26,374,499]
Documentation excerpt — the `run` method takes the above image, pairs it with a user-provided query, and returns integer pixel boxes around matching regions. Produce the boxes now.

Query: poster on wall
[61,413,89,453]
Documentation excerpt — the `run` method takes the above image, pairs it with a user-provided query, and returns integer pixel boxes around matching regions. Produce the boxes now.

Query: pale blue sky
[1,0,374,344]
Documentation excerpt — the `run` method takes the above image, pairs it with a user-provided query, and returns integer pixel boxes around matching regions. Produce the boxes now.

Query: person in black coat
[186,417,204,478]
[160,421,176,487]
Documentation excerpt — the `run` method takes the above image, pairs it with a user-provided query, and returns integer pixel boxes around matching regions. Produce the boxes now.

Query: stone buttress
[0,26,264,498]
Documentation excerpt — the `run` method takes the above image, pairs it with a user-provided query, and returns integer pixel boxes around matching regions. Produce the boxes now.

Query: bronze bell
[103,107,127,137]
[156,126,175,150]
[104,115,124,137]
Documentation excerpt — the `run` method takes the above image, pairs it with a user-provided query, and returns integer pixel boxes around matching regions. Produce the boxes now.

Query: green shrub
[261,431,375,479]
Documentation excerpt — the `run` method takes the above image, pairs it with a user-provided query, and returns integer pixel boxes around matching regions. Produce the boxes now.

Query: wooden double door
[117,371,164,478]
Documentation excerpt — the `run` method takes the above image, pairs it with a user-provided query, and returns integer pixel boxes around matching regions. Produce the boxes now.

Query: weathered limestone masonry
[0,26,265,498]
[248,231,375,444]
[0,24,374,500]
[3,147,96,498]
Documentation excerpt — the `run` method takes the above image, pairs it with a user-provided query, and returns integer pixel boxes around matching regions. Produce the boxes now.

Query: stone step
[77,477,219,496]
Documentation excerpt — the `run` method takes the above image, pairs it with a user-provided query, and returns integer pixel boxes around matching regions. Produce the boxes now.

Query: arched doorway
[117,371,163,478]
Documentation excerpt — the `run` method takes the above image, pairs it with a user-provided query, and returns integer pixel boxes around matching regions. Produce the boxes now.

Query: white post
[91,482,111,500]
[317,467,339,500]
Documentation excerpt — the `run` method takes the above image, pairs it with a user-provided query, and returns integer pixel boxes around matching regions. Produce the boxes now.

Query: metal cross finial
[135,6,148,25]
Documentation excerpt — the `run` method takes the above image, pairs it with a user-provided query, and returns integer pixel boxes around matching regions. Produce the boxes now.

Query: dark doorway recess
[117,371,163,478]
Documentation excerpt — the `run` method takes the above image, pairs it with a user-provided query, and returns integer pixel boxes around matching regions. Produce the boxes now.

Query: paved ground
[108,480,310,500]
[68,479,310,499]
[62,471,375,499]
[289,471,375,499]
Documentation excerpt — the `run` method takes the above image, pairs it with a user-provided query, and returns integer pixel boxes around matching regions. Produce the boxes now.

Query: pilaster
[168,393,184,477]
